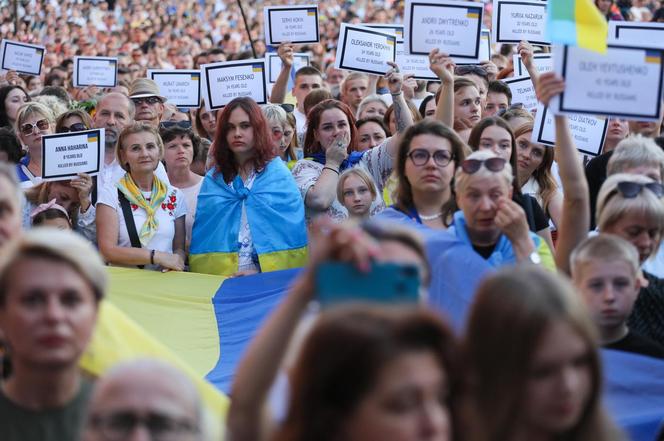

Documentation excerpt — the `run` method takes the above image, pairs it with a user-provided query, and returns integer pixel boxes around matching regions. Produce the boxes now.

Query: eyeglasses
[455,65,488,78]
[89,412,199,441]
[407,149,454,167]
[160,120,192,130]
[616,181,664,199]
[461,157,507,174]
[59,122,87,133]
[20,119,50,135]
[131,96,162,105]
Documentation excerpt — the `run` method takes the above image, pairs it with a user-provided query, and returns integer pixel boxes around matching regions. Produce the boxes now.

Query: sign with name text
[73,57,118,87]
[0,40,45,75]
[265,53,311,84]
[148,70,201,108]
[492,0,549,45]
[264,5,319,45]
[532,104,608,157]
[42,129,105,181]
[513,53,553,76]
[504,75,539,111]
[201,59,268,111]
[396,42,437,80]
[457,29,491,65]
[335,24,397,76]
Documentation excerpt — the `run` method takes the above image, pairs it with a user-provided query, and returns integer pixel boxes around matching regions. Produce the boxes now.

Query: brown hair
[303,99,359,156]
[273,305,462,441]
[464,266,621,441]
[55,108,94,133]
[513,123,557,210]
[394,120,469,226]
[303,88,334,116]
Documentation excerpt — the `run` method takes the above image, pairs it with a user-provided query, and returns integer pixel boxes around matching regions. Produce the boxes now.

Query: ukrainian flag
[547,0,607,53]
[87,133,98,143]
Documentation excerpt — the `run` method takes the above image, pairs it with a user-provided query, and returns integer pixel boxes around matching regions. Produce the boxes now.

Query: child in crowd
[571,235,664,359]
[30,199,72,230]
[336,168,376,221]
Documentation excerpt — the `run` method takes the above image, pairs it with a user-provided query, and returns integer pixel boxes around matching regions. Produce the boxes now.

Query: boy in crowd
[571,235,664,359]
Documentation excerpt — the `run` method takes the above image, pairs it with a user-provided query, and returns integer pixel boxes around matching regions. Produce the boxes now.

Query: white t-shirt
[97,182,187,268]
[180,179,202,251]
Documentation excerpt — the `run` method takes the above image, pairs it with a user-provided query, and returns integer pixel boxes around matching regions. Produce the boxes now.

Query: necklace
[419,212,443,221]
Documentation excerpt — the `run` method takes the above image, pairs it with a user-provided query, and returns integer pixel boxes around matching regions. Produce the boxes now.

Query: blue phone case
[316,262,420,307]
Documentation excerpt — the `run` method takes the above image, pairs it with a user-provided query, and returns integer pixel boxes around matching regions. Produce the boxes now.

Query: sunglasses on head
[160,120,192,130]
[455,65,488,78]
[279,103,295,113]
[58,122,87,133]
[461,157,507,174]
[497,103,525,117]
[20,119,50,135]
[616,181,664,199]
[131,96,162,105]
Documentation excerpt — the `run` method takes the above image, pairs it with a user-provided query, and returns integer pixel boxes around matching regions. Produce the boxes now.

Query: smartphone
[316,262,421,308]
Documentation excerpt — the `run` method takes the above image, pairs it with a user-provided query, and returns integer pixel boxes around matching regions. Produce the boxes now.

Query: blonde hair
[607,135,664,179]
[455,150,513,195]
[356,94,388,119]
[15,101,55,131]
[570,234,640,280]
[596,173,664,245]
[115,122,164,172]
[336,167,378,203]
[32,94,68,120]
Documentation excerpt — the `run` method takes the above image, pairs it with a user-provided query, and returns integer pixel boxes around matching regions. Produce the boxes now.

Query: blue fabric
[190,158,307,256]
[373,207,437,237]
[15,155,31,182]
[309,151,365,171]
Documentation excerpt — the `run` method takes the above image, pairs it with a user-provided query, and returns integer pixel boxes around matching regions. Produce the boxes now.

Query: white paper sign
[0,40,45,75]
[264,5,319,45]
[551,44,664,121]
[73,57,118,88]
[513,53,553,76]
[404,0,483,59]
[335,24,397,76]
[365,24,405,43]
[265,53,311,84]
[396,42,437,80]
[532,104,608,157]
[492,0,549,45]
[504,76,538,111]
[609,21,664,45]
[42,129,104,181]
[201,59,268,111]
[457,29,491,65]
[147,70,201,108]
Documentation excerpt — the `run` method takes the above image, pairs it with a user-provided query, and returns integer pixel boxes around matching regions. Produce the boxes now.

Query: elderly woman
[190,97,307,277]
[596,173,664,346]
[161,125,203,252]
[0,228,106,440]
[14,102,56,187]
[356,94,388,120]
[446,150,554,268]
[96,122,186,271]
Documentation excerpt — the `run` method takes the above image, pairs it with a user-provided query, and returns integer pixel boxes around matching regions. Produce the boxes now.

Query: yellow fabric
[190,251,239,277]
[538,239,557,272]
[117,173,168,247]
[382,172,398,206]
[576,0,608,53]
[258,246,309,273]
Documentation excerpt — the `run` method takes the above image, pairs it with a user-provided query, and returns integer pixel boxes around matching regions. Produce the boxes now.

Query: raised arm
[384,62,414,156]
[429,49,455,128]
[269,43,294,104]
[518,40,539,84]
[536,72,590,275]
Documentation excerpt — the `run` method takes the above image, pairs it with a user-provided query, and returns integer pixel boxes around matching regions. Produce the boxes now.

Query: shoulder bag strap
[117,189,144,269]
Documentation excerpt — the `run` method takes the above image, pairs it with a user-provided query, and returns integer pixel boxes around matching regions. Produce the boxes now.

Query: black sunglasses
[58,122,87,133]
[616,181,664,199]
[455,65,488,78]
[461,157,507,174]
[160,120,192,130]
[279,103,295,113]
[131,96,162,105]
[497,103,525,117]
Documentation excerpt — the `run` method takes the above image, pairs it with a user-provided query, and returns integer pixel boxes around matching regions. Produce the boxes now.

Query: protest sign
[456,29,491,65]
[532,104,608,156]
[147,70,201,108]
[335,24,396,75]
[0,40,45,75]
[264,5,319,45]
[396,42,437,80]
[201,59,268,111]
[364,24,405,42]
[551,44,664,121]
[608,21,664,44]
[503,76,539,111]
[41,129,104,181]
[492,0,549,45]
[404,0,483,59]
[265,53,311,84]
[513,53,553,76]
[73,57,118,87]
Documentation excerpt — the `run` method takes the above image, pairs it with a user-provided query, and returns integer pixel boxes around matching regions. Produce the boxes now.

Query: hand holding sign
[69,172,94,212]
[385,62,407,95]
[278,43,295,69]
[429,49,455,85]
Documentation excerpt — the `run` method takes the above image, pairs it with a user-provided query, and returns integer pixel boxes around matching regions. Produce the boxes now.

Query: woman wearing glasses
[375,120,467,231]
[596,173,664,346]
[446,150,554,269]
[14,102,56,188]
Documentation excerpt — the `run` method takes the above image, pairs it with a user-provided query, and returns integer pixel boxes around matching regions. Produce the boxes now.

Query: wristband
[150,249,155,265]
[390,91,403,97]
[323,166,339,175]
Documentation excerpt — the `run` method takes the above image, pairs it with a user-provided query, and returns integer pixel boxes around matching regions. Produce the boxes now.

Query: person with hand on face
[96,122,186,272]
[189,98,307,277]
[0,228,106,441]
[14,103,56,188]
[572,235,664,359]
[128,78,166,127]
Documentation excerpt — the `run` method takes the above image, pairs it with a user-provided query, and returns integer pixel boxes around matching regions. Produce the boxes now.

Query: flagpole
[237,0,257,59]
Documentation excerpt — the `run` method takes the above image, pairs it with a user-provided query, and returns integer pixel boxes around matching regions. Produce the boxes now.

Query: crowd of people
[1,0,664,439]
